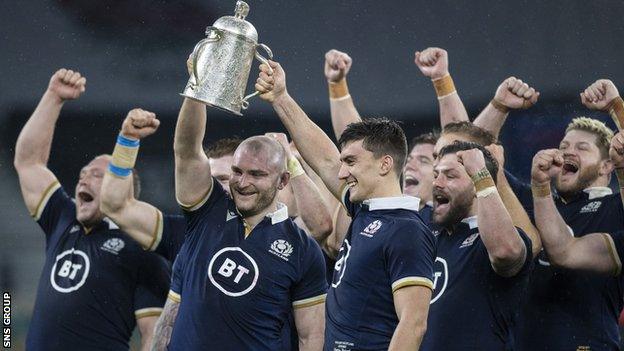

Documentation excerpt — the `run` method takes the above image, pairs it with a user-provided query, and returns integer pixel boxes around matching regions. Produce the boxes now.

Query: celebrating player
[13,69,170,351]
[257,60,435,350]
[422,141,532,350]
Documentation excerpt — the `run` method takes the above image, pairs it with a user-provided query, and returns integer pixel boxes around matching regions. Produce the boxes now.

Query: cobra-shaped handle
[189,27,223,90]
[241,44,274,110]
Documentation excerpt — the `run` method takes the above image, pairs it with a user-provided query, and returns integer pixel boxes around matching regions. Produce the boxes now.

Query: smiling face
[432,153,475,229]
[229,141,286,218]
[556,129,608,198]
[75,155,109,227]
[338,140,385,203]
[403,143,435,203]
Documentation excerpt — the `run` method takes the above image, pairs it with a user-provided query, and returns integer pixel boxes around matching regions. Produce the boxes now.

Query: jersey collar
[460,216,478,229]
[363,196,421,211]
[265,202,289,224]
[583,186,613,200]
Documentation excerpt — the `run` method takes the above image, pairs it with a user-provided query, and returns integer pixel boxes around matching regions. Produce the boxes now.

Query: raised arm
[387,285,430,351]
[414,47,468,127]
[611,132,624,207]
[100,109,164,249]
[473,77,539,139]
[14,69,86,215]
[531,149,618,273]
[256,61,344,199]
[150,297,179,351]
[486,144,542,257]
[324,49,362,140]
[458,149,527,277]
[267,133,333,242]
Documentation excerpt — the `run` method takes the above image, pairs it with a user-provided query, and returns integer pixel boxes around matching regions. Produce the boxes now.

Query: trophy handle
[241,43,274,110]
[190,27,223,90]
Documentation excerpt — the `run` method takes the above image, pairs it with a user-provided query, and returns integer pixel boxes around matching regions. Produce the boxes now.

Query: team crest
[269,239,293,261]
[580,201,602,214]
[360,220,382,238]
[101,238,125,255]
[459,233,479,248]
[69,225,80,234]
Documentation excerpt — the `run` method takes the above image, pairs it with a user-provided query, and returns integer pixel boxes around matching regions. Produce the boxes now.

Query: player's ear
[598,157,614,177]
[278,171,290,190]
[379,155,394,177]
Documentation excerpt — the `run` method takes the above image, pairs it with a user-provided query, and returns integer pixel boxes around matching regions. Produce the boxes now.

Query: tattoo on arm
[150,299,179,351]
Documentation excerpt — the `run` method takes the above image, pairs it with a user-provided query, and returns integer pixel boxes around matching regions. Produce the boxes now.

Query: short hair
[410,131,439,150]
[441,122,497,146]
[204,137,243,159]
[565,117,614,159]
[438,141,499,185]
[238,136,286,172]
[338,118,408,177]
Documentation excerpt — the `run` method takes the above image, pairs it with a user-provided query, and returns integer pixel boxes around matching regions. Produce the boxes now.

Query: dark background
[1,0,623,348]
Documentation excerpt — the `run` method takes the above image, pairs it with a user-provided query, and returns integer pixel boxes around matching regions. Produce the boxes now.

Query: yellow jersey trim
[32,180,61,220]
[168,290,181,303]
[177,178,213,212]
[292,293,326,309]
[147,209,164,251]
[392,276,434,293]
[602,233,622,276]
[134,307,163,319]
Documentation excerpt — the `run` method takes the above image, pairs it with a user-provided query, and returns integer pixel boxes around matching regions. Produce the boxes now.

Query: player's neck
[243,201,280,229]
[367,180,403,199]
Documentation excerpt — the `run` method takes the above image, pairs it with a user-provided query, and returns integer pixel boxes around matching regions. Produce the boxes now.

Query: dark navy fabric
[26,185,170,351]
[169,181,327,351]
[154,214,187,261]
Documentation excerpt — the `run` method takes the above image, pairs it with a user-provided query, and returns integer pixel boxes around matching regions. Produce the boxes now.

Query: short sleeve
[153,214,188,261]
[341,188,361,218]
[514,227,534,276]
[179,178,228,225]
[168,244,188,303]
[134,253,171,319]
[504,170,534,220]
[292,237,328,309]
[35,181,75,238]
[604,231,624,276]
[385,222,436,293]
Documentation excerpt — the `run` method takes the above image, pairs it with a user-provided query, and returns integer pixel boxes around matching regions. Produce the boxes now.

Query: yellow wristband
[490,99,510,113]
[111,138,139,170]
[474,176,496,192]
[531,182,551,198]
[287,157,305,178]
[432,74,456,98]
[329,79,349,99]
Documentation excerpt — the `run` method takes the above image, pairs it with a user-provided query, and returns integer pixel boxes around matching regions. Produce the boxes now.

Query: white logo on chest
[101,238,125,255]
[50,249,90,293]
[360,220,382,237]
[431,257,448,304]
[269,239,293,261]
[459,233,479,248]
[580,201,602,214]
[69,225,80,234]
[208,247,259,297]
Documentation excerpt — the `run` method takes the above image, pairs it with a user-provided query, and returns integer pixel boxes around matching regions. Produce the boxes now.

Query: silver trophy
[181,1,273,116]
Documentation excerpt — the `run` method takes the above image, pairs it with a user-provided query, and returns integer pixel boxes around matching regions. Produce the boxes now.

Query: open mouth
[347,180,357,189]
[433,191,450,208]
[404,176,420,187]
[78,191,94,203]
[562,161,579,176]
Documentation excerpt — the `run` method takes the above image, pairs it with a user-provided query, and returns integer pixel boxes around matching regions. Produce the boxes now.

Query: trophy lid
[212,1,258,42]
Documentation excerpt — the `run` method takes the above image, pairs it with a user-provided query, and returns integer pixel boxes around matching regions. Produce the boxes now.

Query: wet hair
[565,117,614,159]
[410,131,439,150]
[437,141,499,185]
[204,137,243,159]
[338,118,408,177]
[441,122,497,146]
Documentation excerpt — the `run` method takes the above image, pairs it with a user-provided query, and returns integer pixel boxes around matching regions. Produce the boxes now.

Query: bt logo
[50,249,90,293]
[208,247,259,297]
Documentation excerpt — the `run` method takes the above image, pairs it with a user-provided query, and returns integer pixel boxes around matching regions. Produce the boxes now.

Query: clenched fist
[531,149,564,185]
[48,69,86,102]
[456,148,487,177]
[581,79,620,111]
[324,49,352,83]
[610,131,624,169]
[256,60,288,104]
[414,47,449,80]
[494,77,539,110]
[121,108,160,140]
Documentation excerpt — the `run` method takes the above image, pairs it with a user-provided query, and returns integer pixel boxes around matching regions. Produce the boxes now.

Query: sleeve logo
[269,239,293,261]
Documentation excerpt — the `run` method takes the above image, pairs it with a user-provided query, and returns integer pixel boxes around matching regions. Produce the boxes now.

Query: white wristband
[476,186,497,198]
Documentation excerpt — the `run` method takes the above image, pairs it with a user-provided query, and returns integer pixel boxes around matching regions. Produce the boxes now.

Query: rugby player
[422,141,532,350]
[257,60,435,350]
[13,69,170,351]
[157,88,327,350]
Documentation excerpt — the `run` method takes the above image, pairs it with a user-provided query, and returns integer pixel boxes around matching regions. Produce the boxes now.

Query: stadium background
[0,0,623,348]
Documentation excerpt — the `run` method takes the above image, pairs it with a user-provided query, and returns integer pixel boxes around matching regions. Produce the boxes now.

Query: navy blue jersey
[419,202,434,226]
[421,217,533,350]
[168,179,328,351]
[150,213,187,261]
[26,182,170,351]
[513,186,624,350]
[324,189,435,351]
